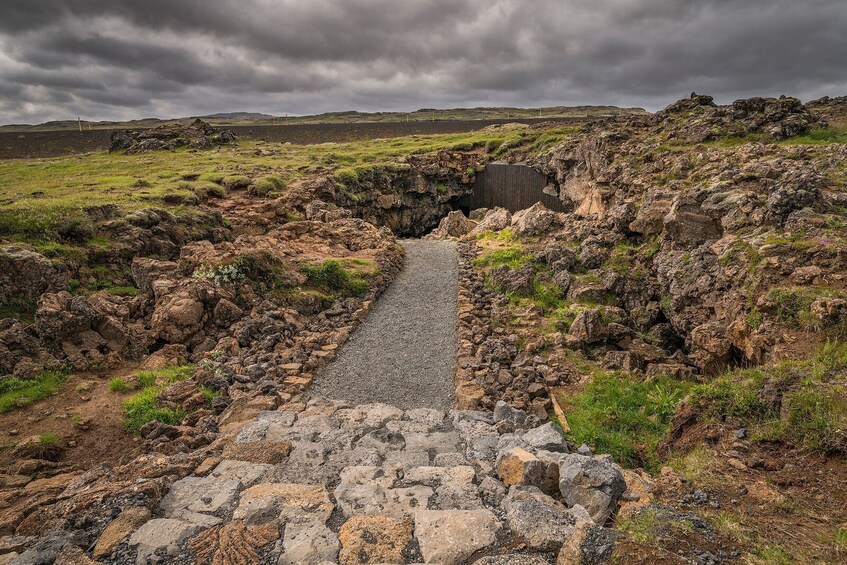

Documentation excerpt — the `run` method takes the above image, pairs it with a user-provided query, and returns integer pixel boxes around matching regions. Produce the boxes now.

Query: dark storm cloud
[1,0,846,123]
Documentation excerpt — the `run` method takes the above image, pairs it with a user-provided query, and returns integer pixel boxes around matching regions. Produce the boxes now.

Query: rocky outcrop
[312,149,485,236]
[35,291,149,370]
[511,202,560,235]
[493,94,847,376]
[0,245,70,304]
[470,207,512,235]
[656,93,823,143]
[109,119,236,154]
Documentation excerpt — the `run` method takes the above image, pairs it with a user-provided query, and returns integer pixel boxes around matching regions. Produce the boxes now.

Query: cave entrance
[454,162,568,214]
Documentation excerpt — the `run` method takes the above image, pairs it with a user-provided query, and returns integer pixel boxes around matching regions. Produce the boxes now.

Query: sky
[1,0,846,124]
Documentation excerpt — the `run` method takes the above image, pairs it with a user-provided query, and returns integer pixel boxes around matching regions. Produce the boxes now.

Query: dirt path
[312,239,457,409]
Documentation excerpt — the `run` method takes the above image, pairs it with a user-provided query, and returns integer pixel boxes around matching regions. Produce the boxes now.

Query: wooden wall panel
[456,163,568,213]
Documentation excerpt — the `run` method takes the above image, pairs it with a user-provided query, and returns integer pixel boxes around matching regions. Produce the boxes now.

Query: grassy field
[0,126,576,244]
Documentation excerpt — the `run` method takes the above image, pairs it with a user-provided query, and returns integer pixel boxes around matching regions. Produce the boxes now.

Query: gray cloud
[0,0,846,123]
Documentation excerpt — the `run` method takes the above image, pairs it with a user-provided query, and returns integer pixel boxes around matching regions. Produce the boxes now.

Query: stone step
[100,397,628,564]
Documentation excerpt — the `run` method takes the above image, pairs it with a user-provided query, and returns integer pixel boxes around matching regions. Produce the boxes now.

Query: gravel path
[312,239,457,409]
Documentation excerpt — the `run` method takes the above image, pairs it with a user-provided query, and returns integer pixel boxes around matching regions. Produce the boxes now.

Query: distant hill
[0,105,647,132]
[201,112,277,120]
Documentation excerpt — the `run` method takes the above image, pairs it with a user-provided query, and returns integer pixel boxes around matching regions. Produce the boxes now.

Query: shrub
[301,260,369,297]
[192,262,245,286]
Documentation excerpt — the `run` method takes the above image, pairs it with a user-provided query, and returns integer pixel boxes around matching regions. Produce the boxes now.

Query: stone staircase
[92,398,625,565]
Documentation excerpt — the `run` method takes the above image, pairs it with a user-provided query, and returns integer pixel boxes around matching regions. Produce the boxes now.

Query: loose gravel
[312,239,457,409]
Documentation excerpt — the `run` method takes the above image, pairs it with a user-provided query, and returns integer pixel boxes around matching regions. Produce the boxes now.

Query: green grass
[0,370,69,413]
[835,527,847,548]
[105,285,139,297]
[505,279,568,312]
[779,128,847,145]
[616,507,660,544]
[472,246,533,269]
[761,286,846,331]
[108,377,131,393]
[250,175,285,196]
[0,126,571,246]
[750,546,793,564]
[38,432,61,447]
[124,388,186,433]
[123,365,195,433]
[603,243,653,280]
[689,341,847,454]
[200,385,219,402]
[300,260,369,297]
[557,371,693,470]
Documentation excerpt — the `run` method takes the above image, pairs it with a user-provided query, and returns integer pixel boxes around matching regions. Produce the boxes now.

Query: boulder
[279,519,339,565]
[110,119,236,154]
[128,519,202,564]
[496,447,559,496]
[558,454,626,524]
[504,486,580,551]
[493,401,527,425]
[213,298,244,326]
[414,509,501,565]
[338,515,413,565]
[557,521,618,564]
[0,245,69,304]
[511,202,557,235]
[92,507,151,559]
[150,288,207,344]
[522,422,568,452]
[663,200,723,247]
[431,210,478,238]
[470,207,512,234]
[487,264,534,294]
[553,270,572,294]
[131,258,180,295]
[568,310,608,344]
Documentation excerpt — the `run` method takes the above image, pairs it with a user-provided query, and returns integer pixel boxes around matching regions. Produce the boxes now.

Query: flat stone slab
[414,509,501,565]
[128,518,201,563]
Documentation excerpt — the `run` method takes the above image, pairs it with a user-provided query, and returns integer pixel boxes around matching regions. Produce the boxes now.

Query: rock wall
[509,95,847,374]
[312,149,486,236]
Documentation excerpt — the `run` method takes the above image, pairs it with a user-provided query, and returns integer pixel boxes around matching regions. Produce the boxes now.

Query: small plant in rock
[301,260,369,297]
[123,365,194,434]
[14,433,65,461]
[192,262,245,286]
